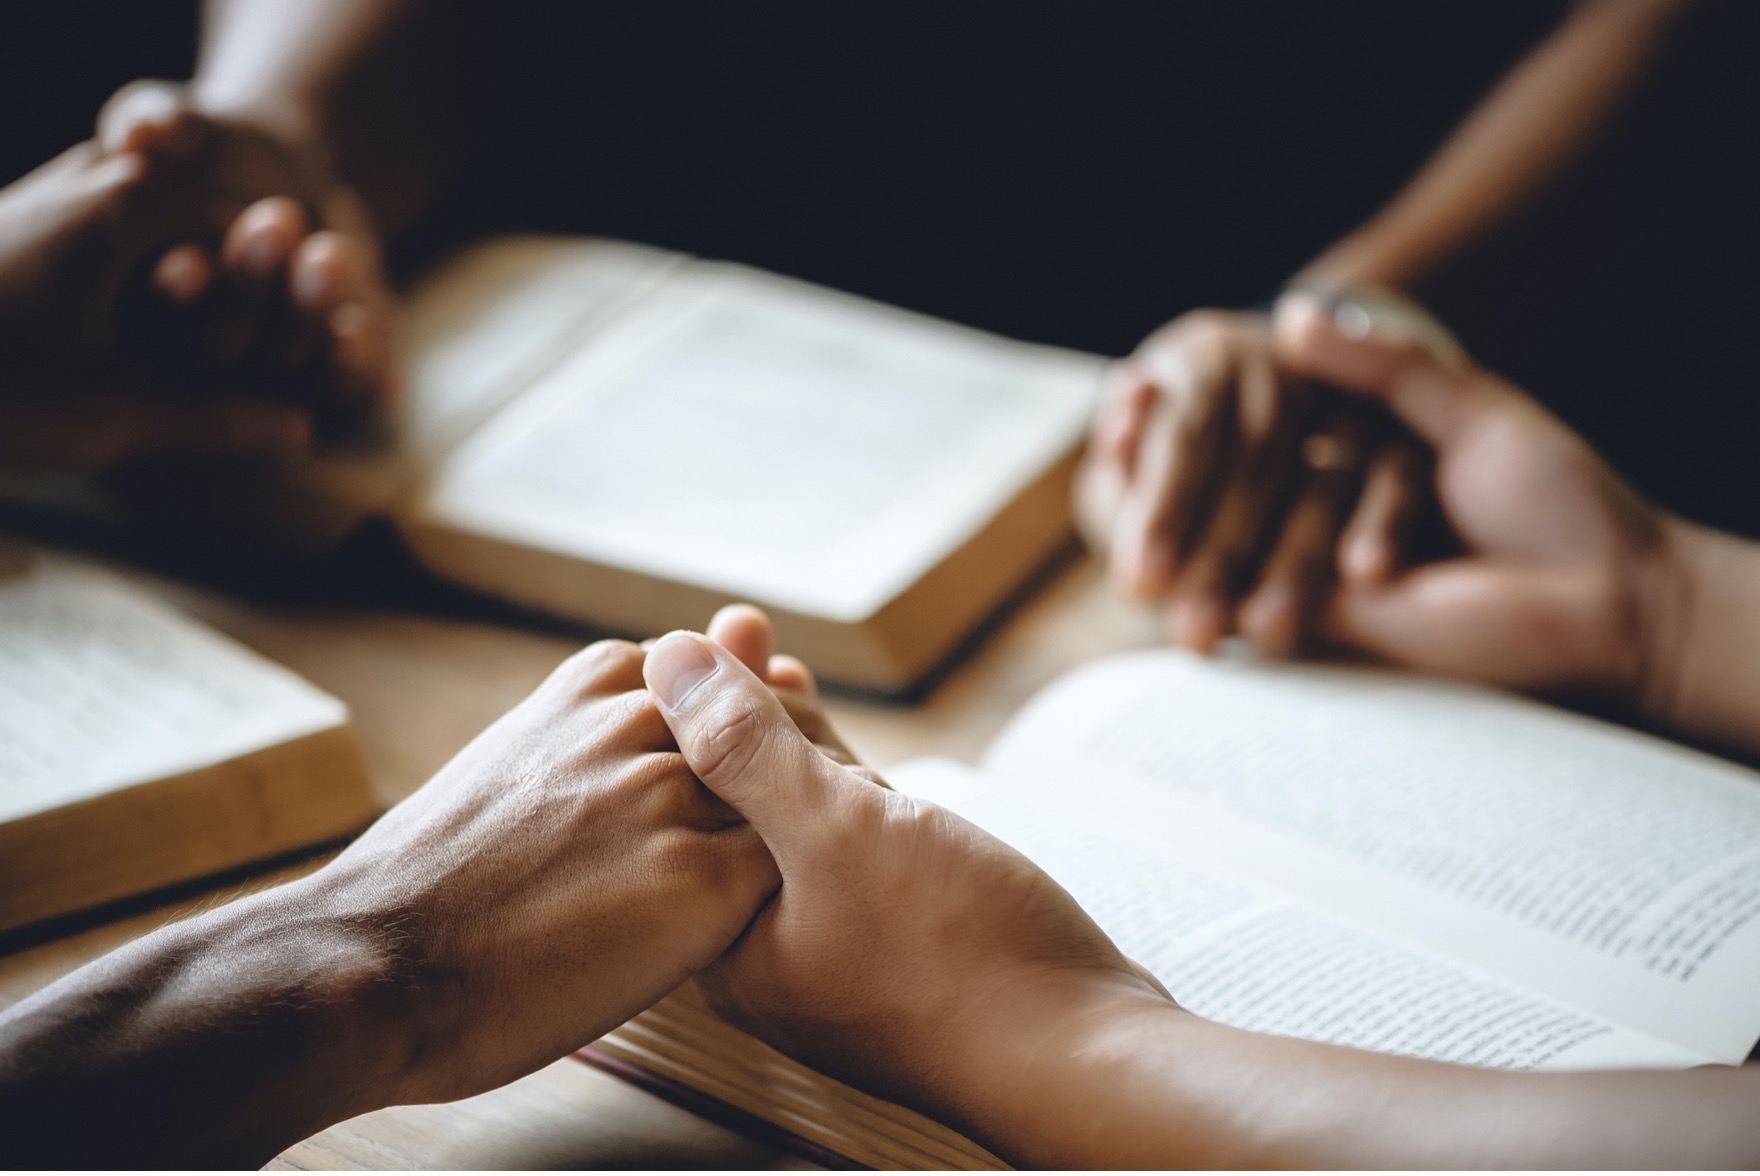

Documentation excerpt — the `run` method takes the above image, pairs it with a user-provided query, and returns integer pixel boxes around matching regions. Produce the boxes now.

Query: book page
[310,237,682,510]
[0,557,346,823]
[896,758,1705,1071]
[413,264,1101,620]
[973,650,1760,1063]
[394,237,683,463]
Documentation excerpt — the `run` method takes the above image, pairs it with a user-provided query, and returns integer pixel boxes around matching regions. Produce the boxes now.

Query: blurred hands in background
[0,79,396,477]
[1076,305,1433,657]
[1081,283,1699,725]
[1273,288,1678,706]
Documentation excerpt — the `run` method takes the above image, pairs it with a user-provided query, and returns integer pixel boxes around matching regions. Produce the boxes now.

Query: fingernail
[1345,536,1387,583]
[1250,582,1290,625]
[241,229,282,276]
[293,255,328,307]
[1127,546,1171,602]
[111,87,180,152]
[1331,292,1467,366]
[155,247,206,302]
[1242,587,1294,656]
[1172,599,1222,653]
[647,633,720,710]
[1332,298,1382,342]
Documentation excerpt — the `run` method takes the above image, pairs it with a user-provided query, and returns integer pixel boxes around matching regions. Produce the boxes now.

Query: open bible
[0,552,376,934]
[301,237,1103,692]
[585,648,1760,1168]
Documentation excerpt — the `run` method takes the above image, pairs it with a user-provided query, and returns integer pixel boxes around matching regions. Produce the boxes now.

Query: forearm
[1295,0,1692,296]
[0,876,413,1167]
[192,0,471,237]
[974,999,1760,1168]
[1644,519,1760,756]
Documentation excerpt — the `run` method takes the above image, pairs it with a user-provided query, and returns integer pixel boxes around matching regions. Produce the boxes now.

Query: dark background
[5,1,1757,533]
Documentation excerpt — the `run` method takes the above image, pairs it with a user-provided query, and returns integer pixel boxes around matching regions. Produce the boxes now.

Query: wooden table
[0,540,1161,1169]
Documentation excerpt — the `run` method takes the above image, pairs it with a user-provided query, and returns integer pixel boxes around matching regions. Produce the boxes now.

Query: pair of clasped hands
[0,80,393,472]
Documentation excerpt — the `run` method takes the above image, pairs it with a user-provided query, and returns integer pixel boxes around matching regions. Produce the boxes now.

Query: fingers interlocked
[1079,306,1435,657]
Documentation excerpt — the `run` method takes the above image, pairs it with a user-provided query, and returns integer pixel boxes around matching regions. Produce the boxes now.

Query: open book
[0,551,376,934]
[586,648,1760,1168]
[297,237,1102,692]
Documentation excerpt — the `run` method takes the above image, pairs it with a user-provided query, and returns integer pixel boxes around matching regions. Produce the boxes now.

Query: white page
[0,558,346,823]
[394,237,683,462]
[415,264,1102,620]
[974,650,1760,1064]
[309,237,682,510]
[896,758,1704,1070]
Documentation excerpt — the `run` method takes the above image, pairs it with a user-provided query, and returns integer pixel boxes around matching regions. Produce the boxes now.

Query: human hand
[0,141,316,473]
[296,635,780,1107]
[642,617,1174,1156]
[1075,308,1431,655]
[96,80,396,424]
[1274,289,1678,703]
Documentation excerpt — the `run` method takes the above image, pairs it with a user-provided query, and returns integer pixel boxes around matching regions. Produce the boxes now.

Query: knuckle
[850,765,893,791]
[645,824,716,886]
[628,686,671,732]
[1179,546,1233,594]
[705,825,779,893]
[601,751,698,828]
[1179,309,1232,344]
[1168,394,1221,443]
[820,790,889,859]
[1390,441,1430,484]
[550,638,644,696]
[689,693,770,788]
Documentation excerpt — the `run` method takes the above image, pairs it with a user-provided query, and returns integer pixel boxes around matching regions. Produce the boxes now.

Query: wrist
[1636,517,1760,752]
[191,874,426,1121]
[184,81,337,192]
[1289,229,1402,298]
[932,971,1187,1167]
[0,874,420,1166]
[189,61,319,142]
[1633,514,1699,727]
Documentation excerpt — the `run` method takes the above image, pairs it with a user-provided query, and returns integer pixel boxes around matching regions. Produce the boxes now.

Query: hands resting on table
[1080,288,1760,758]
[7,590,1760,1168]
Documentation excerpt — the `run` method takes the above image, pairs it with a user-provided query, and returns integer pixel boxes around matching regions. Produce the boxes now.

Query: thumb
[96,79,207,160]
[1325,561,1606,690]
[1273,288,1498,450]
[645,631,854,849]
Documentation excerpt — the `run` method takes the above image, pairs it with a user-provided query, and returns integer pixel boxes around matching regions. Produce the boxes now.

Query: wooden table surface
[0,539,1161,1170]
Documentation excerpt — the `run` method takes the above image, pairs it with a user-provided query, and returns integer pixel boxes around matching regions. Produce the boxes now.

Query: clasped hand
[0,81,393,474]
[227,605,1166,1162]
[1080,289,1689,715]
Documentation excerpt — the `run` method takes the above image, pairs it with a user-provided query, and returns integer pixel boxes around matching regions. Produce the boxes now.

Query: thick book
[0,551,377,934]
[302,237,1103,693]
[585,648,1760,1169]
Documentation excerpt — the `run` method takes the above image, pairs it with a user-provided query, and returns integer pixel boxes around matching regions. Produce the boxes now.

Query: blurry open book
[0,551,375,933]
[586,649,1760,1169]
[306,238,1103,692]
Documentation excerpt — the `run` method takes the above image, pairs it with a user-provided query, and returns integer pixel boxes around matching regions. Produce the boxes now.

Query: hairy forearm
[1296,0,1693,296]
[193,0,471,237]
[980,1000,1760,1168]
[0,878,412,1167]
